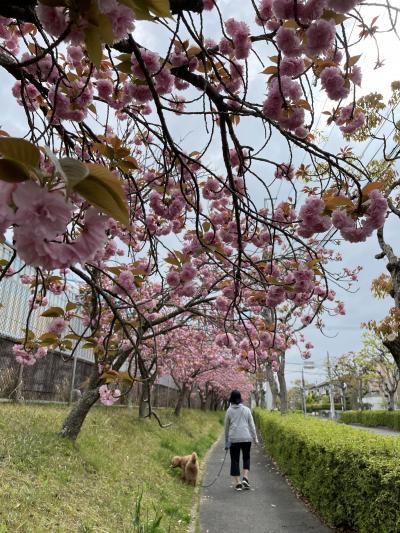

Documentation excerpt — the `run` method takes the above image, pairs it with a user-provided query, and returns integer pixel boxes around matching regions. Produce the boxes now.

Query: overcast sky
[0,2,399,387]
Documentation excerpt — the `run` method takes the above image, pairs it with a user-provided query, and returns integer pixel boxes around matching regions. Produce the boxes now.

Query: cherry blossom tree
[0,0,398,439]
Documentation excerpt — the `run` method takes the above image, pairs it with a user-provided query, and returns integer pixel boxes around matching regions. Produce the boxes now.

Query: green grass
[0,404,223,532]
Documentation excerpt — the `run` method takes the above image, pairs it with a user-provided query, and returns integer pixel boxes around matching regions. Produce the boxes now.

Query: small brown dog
[171,452,199,486]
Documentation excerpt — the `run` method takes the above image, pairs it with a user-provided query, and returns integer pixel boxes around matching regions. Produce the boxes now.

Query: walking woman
[224,390,258,491]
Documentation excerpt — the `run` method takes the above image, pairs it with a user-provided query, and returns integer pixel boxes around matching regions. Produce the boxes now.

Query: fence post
[15,364,24,402]
[69,352,78,405]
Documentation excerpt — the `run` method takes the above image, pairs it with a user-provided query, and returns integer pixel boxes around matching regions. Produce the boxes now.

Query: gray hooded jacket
[224,404,258,446]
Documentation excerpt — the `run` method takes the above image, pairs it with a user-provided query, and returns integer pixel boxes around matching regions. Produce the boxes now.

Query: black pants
[229,442,251,476]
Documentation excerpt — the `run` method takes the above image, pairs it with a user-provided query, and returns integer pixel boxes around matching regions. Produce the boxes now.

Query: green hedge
[341,410,400,431]
[254,409,400,533]
[306,403,343,412]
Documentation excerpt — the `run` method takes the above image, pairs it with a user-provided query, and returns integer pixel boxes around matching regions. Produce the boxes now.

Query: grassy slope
[0,404,223,532]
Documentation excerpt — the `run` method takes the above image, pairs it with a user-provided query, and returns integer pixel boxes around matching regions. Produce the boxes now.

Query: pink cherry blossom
[327,0,360,14]
[118,270,135,293]
[297,197,332,238]
[99,384,121,406]
[332,189,387,243]
[36,5,68,37]
[276,27,302,57]
[255,0,273,25]
[334,104,365,134]
[320,67,350,101]
[305,19,336,56]
[48,317,67,335]
[225,19,252,60]
[280,57,305,77]
[13,181,72,238]
[272,0,295,19]
[13,345,37,366]
[203,0,217,10]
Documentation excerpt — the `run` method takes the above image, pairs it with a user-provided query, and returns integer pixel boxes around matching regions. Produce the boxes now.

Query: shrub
[306,402,343,412]
[254,409,400,533]
[340,410,400,431]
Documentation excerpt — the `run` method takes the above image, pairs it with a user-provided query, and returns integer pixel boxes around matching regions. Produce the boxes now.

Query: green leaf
[116,60,133,74]
[41,306,65,317]
[39,332,59,342]
[322,9,347,24]
[148,0,171,17]
[0,158,31,182]
[119,0,171,19]
[85,27,103,68]
[107,266,122,275]
[64,333,82,340]
[66,302,78,311]
[97,13,115,45]
[21,328,35,340]
[116,53,132,62]
[92,143,115,159]
[118,371,134,383]
[59,157,89,187]
[74,163,129,226]
[165,256,180,267]
[118,157,139,173]
[82,342,96,349]
[0,138,40,167]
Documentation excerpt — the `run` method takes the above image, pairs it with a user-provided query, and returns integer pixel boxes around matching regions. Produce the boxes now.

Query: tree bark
[277,353,288,414]
[59,366,99,441]
[266,365,279,409]
[388,390,395,411]
[174,385,188,417]
[277,371,288,414]
[383,336,400,373]
[138,381,151,418]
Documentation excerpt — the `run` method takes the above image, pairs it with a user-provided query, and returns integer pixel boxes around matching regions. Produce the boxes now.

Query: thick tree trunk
[138,381,151,418]
[383,336,400,373]
[277,353,288,414]
[174,385,188,417]
[199,390,207,411]
[59,367,100,440]
[278,371,288,414]
[266,364,279,410]
[388,390,395,411]
[59,341,133,440]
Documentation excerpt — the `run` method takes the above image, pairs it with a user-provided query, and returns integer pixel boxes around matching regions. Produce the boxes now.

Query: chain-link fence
[0,244,187,407]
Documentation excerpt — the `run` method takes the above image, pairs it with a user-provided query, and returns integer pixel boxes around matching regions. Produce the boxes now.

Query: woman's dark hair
[229,390,242,405]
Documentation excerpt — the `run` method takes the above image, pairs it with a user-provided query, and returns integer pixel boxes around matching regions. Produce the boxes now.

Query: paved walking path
[346,423,400,437]
[199,435,331,533]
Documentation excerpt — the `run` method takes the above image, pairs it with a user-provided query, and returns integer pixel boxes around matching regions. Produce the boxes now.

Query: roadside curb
[188,432,224,533]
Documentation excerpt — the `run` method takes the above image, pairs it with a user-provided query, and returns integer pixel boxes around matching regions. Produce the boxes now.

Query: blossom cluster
[98,384,121,406]
[331,189,388,242]
[0,181,107,270]
[13,344,48,366]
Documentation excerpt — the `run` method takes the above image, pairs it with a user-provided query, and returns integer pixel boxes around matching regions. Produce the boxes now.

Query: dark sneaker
[235,483,243,491]
[242,477,250,490]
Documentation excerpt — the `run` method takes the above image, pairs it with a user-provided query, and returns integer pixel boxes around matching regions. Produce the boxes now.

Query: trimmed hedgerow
[341,410,400,431]
[253,409,400,533]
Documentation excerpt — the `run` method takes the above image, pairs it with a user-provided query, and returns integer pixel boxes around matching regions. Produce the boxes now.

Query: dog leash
[200,449,228,489]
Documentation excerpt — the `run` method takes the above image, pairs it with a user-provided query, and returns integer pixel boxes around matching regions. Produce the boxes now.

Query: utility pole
[327,352,335,420]
[301,368,307,415]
